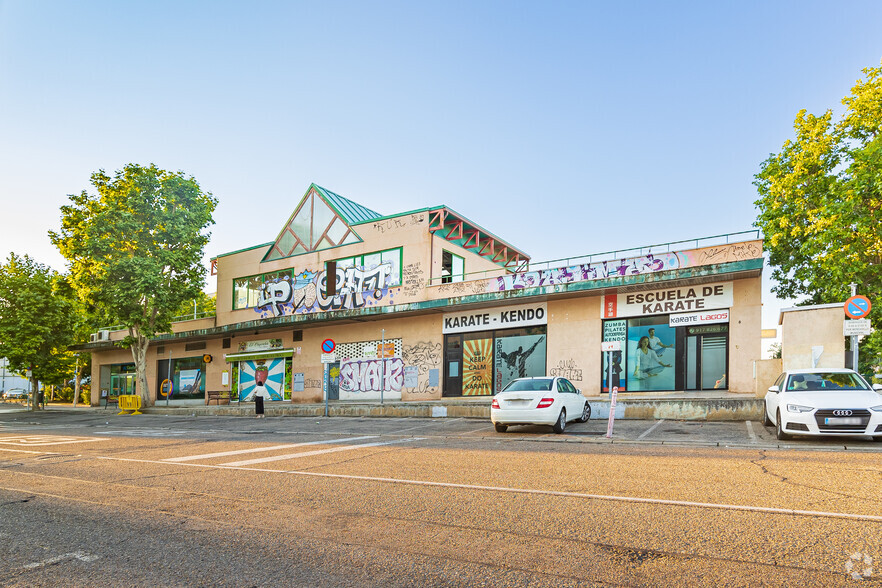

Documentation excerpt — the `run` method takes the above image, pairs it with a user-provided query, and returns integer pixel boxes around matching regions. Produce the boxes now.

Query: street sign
[601,341,621,352]
[844,295,872,319]
[844,319,872,337]
[321,339,336,353]
[320,353,337,364]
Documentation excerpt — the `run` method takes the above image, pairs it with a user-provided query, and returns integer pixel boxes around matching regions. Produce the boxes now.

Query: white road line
[637,420,665,440]
[163,436,378,462]
[97,454,882,524]
[0,448,60,455]
[745,421,758,443]
[221,438,419,466]
[0,435,108,446]
[22,551,99,569]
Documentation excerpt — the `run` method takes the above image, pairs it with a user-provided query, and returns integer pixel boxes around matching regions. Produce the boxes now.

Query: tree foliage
[50,164,217,405]
[754,61,882,373]
[0,254,78,409]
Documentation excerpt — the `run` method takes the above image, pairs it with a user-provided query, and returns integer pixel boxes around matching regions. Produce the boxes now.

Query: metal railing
[427,229,761,285]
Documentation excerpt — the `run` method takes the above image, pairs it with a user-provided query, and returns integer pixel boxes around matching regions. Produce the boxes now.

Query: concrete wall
[754,358,782,398]
[729,278,763,394]
[781,307,844,371]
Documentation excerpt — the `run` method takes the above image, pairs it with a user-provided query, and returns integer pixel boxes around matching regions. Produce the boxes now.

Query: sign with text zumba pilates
[602,283,733,318]
[443,303,547,334]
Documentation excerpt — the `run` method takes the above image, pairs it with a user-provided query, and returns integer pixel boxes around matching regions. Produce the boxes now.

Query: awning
[224,349,294,362]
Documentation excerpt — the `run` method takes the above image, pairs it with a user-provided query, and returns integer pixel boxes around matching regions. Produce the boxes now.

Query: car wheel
[578,402,591,423]
[775,410,790,441]
[762,404,772,427]
[494,423,507,433]
[552,409,567,434]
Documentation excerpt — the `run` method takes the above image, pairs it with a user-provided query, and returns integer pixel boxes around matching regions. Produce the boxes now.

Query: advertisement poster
[494,334,546,392]
[178,369,202,395]
[627,324,676,391]
[238,358,287,401]
[602,320,627,392]
[462,338,493,396]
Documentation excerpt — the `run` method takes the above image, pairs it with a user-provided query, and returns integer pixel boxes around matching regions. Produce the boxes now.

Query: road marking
[0,448,61,455]
[745,421,758,443]
[23,551,99,569]
[637,420,665,440]
[97,455,882,524]
[221,438,419,466]
[0,435,107,446]
[163,436,378,462]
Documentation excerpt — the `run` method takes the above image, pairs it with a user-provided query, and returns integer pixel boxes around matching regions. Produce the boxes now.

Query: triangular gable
[263,184,378,262]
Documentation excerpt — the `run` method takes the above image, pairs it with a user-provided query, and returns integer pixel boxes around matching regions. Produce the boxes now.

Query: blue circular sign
[845,295,872,319]
[321,339,336,353]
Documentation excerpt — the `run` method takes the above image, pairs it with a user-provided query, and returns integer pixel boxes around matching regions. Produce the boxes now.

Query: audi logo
[832,410,853,417]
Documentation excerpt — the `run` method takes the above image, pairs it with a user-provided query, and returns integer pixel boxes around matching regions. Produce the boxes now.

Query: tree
[0,254,78,410]
[50,164,217,406]
[173,289,216,320]
[754,61,882,374]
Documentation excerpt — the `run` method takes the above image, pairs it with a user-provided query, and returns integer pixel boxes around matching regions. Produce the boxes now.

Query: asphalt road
[0,410,880,586]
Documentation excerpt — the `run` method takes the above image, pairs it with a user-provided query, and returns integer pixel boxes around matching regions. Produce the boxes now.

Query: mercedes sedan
[764,369,882,441]
[491,376,591,434]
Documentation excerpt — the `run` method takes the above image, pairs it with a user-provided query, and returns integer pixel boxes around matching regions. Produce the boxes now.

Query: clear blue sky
[1,1,880,332]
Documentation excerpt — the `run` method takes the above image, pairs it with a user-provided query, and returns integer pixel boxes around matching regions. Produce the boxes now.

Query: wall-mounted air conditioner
[97,330,111,341]
[89,333,98,343]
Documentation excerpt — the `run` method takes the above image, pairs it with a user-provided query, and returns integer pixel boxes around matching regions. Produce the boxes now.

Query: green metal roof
[313,184,383,224]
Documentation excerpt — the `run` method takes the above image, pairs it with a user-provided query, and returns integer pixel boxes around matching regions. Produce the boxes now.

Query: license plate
[824,417,862,425]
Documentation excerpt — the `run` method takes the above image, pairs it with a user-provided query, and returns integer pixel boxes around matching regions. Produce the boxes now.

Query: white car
[491,377,591,434]
[3,388,28,400]
[764,368,882,441]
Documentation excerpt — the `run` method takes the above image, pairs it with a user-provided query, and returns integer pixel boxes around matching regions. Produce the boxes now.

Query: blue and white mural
[238,358,286,401]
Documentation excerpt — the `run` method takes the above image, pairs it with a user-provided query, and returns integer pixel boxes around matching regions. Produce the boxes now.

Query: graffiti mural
[255,262,396,318]
[402,341,442,375]
[488,253,680,292]
[339,357,404,399]
[238,358,287,401]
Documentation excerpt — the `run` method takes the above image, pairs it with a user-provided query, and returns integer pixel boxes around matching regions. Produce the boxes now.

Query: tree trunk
[129,332,152,407]
[29,375,40,411]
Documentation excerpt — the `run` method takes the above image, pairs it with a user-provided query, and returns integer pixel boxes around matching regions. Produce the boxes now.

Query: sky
[1,1,880,341]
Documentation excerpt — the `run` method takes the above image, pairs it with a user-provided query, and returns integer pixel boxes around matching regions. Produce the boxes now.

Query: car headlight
[787,404,814,413]
[870,405,882,413]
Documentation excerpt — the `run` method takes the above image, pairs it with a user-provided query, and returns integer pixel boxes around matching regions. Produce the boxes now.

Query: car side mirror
[767,385,780,394]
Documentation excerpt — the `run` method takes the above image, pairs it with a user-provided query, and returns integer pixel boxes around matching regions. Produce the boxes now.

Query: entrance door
[685,334,728,390]
[443,335,463,397]
[110,373,136,396]
[327,362,340,400]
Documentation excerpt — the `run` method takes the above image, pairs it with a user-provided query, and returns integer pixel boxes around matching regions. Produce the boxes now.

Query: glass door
[443,335,462,397]
[110,373,136,396]
[684,330,729,390]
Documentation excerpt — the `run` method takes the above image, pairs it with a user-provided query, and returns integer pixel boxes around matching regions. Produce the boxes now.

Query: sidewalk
[53,391,762,421]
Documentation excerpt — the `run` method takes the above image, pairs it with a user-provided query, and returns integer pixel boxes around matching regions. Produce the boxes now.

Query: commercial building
[84,184,764,405]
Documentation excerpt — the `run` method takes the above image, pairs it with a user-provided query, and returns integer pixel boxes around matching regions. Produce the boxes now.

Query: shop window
[625,317,676,392]
[441,250,465,284]
[232,270,294,310]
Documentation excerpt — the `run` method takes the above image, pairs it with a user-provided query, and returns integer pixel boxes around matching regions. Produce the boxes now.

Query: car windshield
[502,378,553,392]
[785,372,869,392]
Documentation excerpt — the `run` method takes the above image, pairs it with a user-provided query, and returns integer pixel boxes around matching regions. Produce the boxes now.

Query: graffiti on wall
[682,242,763,266]
[488,253,680,292]
[402,341,442,375]
[339,357,404,393]
[402,262,424,297]
[256,262,395,318]
[550,358,583,382]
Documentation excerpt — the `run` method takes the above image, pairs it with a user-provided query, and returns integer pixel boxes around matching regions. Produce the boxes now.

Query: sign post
[845,287,872,371]
[601,341,621,438]
[320,339,336,417]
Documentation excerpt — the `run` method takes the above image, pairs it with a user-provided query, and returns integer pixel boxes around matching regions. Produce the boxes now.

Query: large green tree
[754,61,882,374]
[50,164,217,405]
[0,254,78,410]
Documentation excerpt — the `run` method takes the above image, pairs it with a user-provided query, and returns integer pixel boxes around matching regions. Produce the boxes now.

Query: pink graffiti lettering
[339,358,404,393]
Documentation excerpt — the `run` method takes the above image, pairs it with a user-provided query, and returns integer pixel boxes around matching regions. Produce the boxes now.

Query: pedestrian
[254,385,268,418]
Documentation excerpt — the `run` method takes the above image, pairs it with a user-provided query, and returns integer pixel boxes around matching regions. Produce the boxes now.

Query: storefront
[601,282,732,393]
[155,355,209,401]
[224,339,294,402]
[443,303,548,396]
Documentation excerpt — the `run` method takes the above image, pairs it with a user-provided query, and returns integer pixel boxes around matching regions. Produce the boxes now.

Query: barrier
[117,394,143,415]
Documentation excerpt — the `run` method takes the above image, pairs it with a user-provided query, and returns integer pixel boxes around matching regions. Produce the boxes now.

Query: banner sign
[603,283,733,318]
[443,303,547,334]
[669,309,730,327]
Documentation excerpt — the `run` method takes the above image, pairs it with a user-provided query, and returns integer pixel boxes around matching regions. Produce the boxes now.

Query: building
[83,184,764,405]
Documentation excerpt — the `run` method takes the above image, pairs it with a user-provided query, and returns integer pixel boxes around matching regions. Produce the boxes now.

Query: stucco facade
[83,184,764,406]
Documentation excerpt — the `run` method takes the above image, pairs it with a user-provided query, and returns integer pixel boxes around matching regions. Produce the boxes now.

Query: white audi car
[491,377,591,434]
[764,369,882,441]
